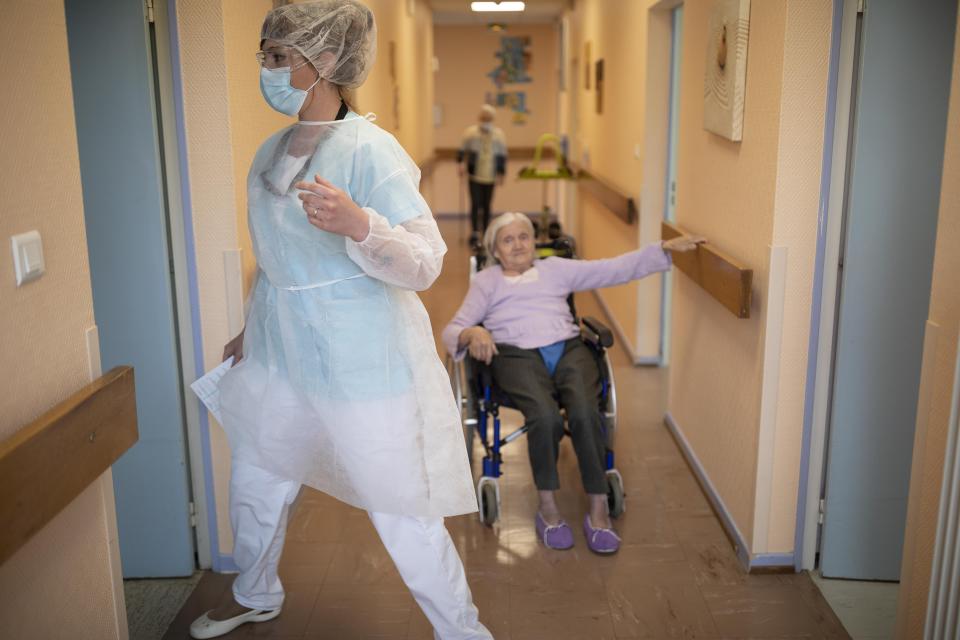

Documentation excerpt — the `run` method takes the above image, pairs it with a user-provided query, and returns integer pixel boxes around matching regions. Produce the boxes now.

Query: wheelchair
[445,231,626,526]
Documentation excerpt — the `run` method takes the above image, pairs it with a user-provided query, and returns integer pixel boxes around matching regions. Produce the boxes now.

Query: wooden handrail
[419,154,437,178]
[0,366,138,565]
[434,149,637,224]
[434,146,554,161]
[662,221,753,318]
[575,168,637,224]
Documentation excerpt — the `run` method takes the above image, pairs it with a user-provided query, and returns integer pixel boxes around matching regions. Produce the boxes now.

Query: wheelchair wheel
[477,478,500,526]
[606,469,625,518]
[447,355,475,465]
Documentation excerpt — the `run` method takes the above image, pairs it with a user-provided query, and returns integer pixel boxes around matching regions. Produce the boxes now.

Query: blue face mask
[259,66,319,116]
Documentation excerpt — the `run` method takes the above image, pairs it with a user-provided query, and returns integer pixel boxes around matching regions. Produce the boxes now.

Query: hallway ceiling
[432,0,567,25]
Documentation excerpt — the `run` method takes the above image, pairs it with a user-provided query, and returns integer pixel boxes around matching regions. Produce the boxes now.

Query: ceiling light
[471,2,526,12]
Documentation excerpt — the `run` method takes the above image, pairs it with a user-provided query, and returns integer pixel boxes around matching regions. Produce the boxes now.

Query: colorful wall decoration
[487,36,533,124]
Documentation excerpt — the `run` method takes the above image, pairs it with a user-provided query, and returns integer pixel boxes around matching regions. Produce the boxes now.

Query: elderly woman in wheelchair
[442,212,702,554]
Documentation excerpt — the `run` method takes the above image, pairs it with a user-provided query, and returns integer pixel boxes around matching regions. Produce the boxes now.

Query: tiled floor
[164,220,850,639]
[811,574,898,640]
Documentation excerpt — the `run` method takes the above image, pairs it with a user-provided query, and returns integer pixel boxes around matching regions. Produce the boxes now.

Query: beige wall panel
[565,0,660,353]
[223,0,290,293]
[667,0,789,546]
[578,191,638,351]
[434,23,559,149]
[427,161,559,215]
[568,0,657,194]
[359,0,435,164]
[897,10,960,636]
[179,0,437,557]
[764,0,832,552]
[176,0,242,553]
[0,1,123,636]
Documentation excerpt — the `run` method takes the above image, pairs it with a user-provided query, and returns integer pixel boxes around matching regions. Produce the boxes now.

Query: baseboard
[591,290,661,366]
[750,553,797,570]
[663,412,795,572]
[214,553,239,574]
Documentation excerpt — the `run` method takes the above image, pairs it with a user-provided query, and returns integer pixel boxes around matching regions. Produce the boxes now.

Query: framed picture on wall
[584,41,592,90]
[595,59,604,114]
[703,0,751,141]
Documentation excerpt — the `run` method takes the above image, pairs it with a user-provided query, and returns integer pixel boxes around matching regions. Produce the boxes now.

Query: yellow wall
[896,10,960,636]
[177,0,437,558]
[564,0,657,359]
[667,0,787,542]
[0,1,125,637]
[668,0,828,554]
[223,0,291,293]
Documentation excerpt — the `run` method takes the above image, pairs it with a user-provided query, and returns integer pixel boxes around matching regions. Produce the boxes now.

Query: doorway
[64,0,201,578]
[800,0,957,632]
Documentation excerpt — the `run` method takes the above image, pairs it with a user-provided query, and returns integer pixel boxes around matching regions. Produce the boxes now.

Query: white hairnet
[484,212,534,262]
[261,0,377,90]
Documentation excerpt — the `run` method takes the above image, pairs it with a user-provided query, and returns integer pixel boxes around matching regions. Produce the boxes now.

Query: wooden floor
[164,219,850,639]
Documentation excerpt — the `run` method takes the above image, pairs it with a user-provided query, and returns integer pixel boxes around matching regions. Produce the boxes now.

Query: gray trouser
[489,338,607,494]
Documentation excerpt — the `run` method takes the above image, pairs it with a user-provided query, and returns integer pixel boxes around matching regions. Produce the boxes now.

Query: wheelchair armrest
[582,316,614,348]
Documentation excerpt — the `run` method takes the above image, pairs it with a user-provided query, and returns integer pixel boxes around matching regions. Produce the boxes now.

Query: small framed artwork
[584,41,592,90]
[703,0,751,141]
[595,59,604,114]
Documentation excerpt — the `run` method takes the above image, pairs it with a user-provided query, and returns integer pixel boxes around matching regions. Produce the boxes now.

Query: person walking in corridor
[189,2,490,638]
[458,104,507,246]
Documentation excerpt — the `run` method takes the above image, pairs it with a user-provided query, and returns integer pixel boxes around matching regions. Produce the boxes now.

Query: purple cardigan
[442,243,671,359]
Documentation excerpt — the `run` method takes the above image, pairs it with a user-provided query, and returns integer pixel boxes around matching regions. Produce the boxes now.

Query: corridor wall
[430,23,560,215]
[561,0,832,562]
[0,1,125,637]
[562,0,662,361]
[175,0,437,561]
[666,0,830,560]
[896,11,960,636]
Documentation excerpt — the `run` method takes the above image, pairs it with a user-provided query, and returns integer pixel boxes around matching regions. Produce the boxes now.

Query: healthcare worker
[189,2,490,638]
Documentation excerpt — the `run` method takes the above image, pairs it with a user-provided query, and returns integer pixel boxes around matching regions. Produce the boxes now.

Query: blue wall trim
[664,413,795,572]
[664,412,751,570]
[216,554,239,574]
[167,0,223,573]
[793,0,845,572]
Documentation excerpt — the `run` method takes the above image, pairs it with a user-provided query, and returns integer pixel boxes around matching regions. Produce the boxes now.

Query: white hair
[480,104,496,119]
[483,212,534,263]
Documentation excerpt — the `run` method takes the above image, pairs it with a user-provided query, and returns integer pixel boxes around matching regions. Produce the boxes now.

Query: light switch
[11,230,45,286]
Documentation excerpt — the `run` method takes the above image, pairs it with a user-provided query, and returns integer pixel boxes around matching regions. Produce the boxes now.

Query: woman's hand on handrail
[661,234,706,253]
[460,326,499,365]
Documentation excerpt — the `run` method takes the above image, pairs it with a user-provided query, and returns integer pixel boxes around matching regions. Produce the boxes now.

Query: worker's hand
[463,327,498,364]
[222,330,244,366]
[661,234,706,253]
[496,175,505,187]
[457,164,466,178]
[295,175,370,242]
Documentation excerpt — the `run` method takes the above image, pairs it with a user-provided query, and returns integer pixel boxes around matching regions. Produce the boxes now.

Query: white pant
[229,461,492,640]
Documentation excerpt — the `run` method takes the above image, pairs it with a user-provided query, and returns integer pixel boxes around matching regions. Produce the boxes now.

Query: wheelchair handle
[582,316,614,348]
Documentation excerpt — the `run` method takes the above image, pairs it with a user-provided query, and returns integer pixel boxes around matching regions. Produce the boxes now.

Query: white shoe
[189,607,281,639]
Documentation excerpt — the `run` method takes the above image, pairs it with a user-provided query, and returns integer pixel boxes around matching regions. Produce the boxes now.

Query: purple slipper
[583,515,621,554]
[535,513,574,550]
